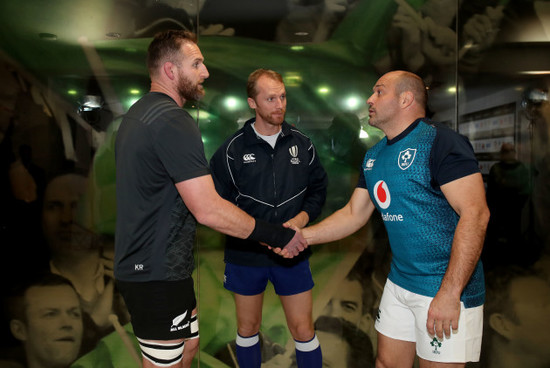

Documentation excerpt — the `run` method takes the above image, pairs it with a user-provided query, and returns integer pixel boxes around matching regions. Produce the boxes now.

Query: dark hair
[146,30,197,75]
[4,273,77,323]
[314,316,374,368]
[246,69,284,99]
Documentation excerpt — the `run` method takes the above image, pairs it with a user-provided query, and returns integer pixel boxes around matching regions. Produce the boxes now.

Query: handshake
[248,219,309,259]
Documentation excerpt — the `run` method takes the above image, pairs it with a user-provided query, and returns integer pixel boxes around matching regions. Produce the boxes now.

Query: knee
[237,324,261,337]
[289,323,315,342]
[185,337,199,350]
[184,338,199,357]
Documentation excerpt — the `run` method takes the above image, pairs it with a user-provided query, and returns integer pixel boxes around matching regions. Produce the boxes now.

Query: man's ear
[9,320,27,341]
[400,91,414,109]
[247,97,257,109]
[163,62,175,80]
[489,313,515,340]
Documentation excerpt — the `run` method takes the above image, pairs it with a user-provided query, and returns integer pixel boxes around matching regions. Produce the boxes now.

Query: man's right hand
[273,225,308,258]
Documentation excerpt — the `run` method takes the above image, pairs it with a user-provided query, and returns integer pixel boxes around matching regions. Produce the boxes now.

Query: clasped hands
[262,223,308,258]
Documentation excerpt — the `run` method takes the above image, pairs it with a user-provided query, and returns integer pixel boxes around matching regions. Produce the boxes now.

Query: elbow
[189,201,216,227]
[480,205,491,231]
[192,195,229,229]
[193,208,215,227]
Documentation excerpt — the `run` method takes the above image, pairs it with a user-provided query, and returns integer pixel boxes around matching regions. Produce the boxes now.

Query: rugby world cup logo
[373,180,391,209]
[289,145,300,164]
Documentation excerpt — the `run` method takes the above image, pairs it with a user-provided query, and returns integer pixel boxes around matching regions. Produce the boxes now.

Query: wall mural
[0,0,549,367]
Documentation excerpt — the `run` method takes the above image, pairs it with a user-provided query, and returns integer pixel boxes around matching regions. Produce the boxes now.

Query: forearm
[196,195,255,239]
[179,175,305,251]
[439,210,489,298]
[302,190,374,245]
[286,211,310,229]
[177,176,255,239]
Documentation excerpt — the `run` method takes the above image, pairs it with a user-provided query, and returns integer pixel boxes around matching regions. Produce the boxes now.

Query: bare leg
[234,293,264,336]
[375,332,416,368]
[180,337,199,368]
[279,290,315,341]
[141,307,200,368]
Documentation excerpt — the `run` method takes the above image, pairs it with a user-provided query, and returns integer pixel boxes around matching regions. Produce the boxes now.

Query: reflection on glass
[0,0,549,367]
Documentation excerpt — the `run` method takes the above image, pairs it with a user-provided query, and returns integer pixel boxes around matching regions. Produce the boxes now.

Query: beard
[257,108,286,127]
[177,74,205,102]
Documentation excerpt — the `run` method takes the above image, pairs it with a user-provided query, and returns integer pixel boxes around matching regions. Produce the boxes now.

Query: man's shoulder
[427,120,465,141]
[285,122,311,139]
[125,93,186,124]
[225,126,248,147]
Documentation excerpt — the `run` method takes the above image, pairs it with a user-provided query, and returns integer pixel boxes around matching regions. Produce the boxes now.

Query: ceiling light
[345,96,360,109]
[224,97,239,111]
[317,86,330,95]
[519,70,550,75]
[284,72,302,87]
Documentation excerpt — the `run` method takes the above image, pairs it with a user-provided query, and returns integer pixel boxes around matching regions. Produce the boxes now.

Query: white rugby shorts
[375,279,483,363]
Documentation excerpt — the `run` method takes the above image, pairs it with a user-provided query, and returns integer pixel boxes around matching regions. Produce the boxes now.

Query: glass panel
[0,0,549,367]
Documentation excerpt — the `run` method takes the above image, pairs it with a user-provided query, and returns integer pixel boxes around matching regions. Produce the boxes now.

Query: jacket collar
[243,117,292,146]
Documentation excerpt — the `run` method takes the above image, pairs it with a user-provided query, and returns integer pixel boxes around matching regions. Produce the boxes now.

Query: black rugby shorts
[116,278,198,340]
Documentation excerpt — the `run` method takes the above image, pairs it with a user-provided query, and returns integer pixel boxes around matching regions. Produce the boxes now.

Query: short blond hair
[246,69,284,99]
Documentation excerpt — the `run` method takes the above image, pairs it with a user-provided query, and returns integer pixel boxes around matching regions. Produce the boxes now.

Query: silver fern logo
[289,145,300,164]
[170,311,190,332]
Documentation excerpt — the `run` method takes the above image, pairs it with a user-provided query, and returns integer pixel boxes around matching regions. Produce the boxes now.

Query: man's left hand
[426,290,461,339]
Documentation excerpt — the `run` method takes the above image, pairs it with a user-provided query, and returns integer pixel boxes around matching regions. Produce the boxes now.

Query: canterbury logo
[365,159,375,169]
[243,153,256,163]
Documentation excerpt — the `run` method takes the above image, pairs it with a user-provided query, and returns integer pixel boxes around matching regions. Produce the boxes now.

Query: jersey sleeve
[356,162,367,189]
[431,125,480,187]
[154,110,210,183]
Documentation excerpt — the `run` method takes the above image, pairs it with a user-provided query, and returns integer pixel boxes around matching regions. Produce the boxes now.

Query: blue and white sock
[236,332,261,368]
[295,334,322,368]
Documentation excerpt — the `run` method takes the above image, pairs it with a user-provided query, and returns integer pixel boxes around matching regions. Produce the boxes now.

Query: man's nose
[201,64,209,79]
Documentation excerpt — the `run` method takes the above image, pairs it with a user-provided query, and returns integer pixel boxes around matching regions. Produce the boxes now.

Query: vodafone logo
[374,180,404,222]
[373,180,391,209]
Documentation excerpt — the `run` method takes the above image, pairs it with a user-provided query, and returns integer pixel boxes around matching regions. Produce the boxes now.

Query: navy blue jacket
[210,118,328,267]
